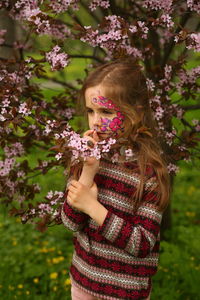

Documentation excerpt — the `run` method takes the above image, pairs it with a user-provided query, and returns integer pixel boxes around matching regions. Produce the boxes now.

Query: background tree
[0,0,199,234]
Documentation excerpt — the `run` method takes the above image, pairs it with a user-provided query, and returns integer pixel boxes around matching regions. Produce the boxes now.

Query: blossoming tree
[0,0,199,232]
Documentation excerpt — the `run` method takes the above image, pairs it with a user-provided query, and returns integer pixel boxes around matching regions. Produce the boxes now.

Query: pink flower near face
[109,117,123,131]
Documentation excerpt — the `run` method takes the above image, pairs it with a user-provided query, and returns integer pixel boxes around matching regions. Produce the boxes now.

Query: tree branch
[39,75,78,90]
[70,54,104,63]
[80,0,102,24]
[161,10,192,68]
[181,104,200,111]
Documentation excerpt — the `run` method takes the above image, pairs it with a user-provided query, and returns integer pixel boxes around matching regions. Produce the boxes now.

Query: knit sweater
[61,157,163,300]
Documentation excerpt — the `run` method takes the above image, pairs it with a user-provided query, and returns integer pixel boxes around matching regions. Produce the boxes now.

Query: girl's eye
[87,109,93,114]
[103,110,113,114]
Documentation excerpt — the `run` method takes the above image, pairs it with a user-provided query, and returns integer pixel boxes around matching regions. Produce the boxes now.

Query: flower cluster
[80,15,144,58]
[142,0,173,12]
[49,0,79,13]
[12,0,71,39]
[50,123,117,165]
[89,0,110,11]
[187,0,200,14]
[46,46,70,71]
[186,33,200,52]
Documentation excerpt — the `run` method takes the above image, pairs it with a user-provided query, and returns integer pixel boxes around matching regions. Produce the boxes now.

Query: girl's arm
[94,172,163,258]
[61,166,94,232]
[62,129,101,231]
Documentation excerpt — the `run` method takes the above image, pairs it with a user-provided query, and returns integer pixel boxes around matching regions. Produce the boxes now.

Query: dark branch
[161,10,192,68]
[182,104,200,111]
[70,54,104,63]
[80,0,102,24]
[39,75,78,90]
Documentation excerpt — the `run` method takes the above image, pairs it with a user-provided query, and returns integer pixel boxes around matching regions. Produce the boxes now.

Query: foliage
[0,1,199,228]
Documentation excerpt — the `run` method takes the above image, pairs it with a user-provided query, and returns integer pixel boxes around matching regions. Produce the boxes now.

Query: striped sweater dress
[61,157,163,299]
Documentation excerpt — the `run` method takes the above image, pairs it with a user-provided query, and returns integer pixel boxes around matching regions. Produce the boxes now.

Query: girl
[61,59,170,300]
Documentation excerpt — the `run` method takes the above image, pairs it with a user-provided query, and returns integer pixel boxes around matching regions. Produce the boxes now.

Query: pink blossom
[17,171,26,178]
[146,78,155,91]
[143,0,172,12]
[160,14,174,28]
[137,21,149,39]
[167,163,179,174]
[187,33,200,52]
[4,142,25,158]
[195,125,200,132]
[89,0,110,11]
[46,46,70,71]
[0,158,16,176]
[49,0,79,13]
[154,106,165,121]
[165,129,176,146]
[55,153,63,160]
[125,149,134,159]
[187,0,200,14]
[18,102,32,116]
[149,95,161,105]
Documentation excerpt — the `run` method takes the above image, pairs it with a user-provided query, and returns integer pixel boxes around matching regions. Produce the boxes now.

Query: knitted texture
[61,158,163,300]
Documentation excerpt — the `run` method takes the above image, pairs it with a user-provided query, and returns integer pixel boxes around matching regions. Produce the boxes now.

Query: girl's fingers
[68,185,77,193]
[83,129,94,137]
[70,180,80,187]
[93,130,100,142]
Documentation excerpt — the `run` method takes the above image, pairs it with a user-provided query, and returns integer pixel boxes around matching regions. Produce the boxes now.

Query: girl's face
[85,85,125,140]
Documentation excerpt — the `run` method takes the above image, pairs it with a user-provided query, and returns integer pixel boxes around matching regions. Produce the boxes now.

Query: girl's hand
[83,129,100,171]
[67,180,98,215]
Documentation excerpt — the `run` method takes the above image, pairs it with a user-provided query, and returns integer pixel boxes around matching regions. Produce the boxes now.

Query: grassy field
[0,160,200,300]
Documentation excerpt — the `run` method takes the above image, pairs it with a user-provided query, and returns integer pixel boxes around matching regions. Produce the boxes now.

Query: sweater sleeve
[61,171,89,232]
[97,172,163,258]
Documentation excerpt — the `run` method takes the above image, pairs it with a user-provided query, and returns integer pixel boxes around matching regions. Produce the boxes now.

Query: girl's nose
[93,114,101,126]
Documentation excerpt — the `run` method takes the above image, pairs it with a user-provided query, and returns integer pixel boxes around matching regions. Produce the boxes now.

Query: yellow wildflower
[62,270,67,275]
[185,211,196,217]
[52,256,65,264]
[42,240,49,246]
[53,286,58,291]
[33,278,39,283]
[64,278,71,286]
[50,272,58,279]
[17,291,22,295]
[26,291,30,295]
[187,186,195,196]
[163,268,169,272]
[17,284,23,289]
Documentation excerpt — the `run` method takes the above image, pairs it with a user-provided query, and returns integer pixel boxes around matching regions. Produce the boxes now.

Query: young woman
[61,59,170,299]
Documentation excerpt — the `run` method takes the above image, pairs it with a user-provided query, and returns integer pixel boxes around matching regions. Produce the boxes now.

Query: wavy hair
[75,58,171,212]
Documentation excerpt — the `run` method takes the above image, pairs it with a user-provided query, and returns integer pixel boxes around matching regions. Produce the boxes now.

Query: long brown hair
[76,58,170,212]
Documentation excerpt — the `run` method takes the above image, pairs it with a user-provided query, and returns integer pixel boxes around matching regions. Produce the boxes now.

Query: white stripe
[99,166,140,185]
[90,241,158,264]
[99,192,133,210]
[73,254,148,288]
[138,207,162,221]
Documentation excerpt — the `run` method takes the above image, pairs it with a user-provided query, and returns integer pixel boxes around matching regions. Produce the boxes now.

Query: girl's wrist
[82,164,99,174]
[88,202,108,226]
[79,166,97,187]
